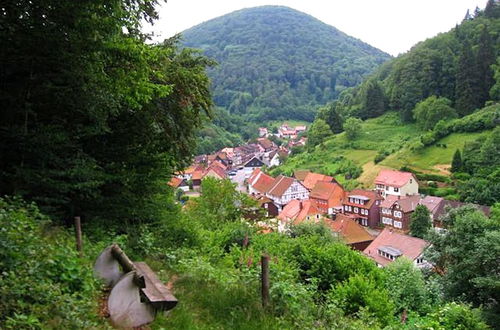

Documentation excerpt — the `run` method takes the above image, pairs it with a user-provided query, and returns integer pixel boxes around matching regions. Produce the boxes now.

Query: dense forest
[183,6,391,123]
[317,1,500,123]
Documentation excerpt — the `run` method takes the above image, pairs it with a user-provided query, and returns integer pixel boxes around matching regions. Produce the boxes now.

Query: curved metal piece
[93,245,123,287]
[108,271,155,328]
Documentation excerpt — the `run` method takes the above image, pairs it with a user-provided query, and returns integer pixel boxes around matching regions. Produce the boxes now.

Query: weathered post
[261,254,270,308]
[74,216,83,257]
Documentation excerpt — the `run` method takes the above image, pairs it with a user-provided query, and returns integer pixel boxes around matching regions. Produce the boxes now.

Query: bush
[374,150,390,164]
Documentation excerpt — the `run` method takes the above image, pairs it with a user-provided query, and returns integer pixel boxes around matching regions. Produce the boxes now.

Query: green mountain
[322,3,500,123]
[182,6,391,122]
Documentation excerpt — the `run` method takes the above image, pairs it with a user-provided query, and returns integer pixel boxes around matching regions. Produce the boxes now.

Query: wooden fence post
[261,254,270,308]
[74,216,83,257]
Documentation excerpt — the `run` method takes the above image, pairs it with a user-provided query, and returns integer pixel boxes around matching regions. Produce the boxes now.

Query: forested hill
[182,6,391,122]
[320,1,500,124]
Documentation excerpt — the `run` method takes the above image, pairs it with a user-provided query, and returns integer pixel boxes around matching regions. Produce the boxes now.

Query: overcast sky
[146,0,485,56]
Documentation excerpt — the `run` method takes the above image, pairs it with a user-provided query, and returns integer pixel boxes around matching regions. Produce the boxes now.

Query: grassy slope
[280,112,493,187]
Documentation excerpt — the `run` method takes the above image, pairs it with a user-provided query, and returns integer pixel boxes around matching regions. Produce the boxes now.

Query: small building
[379,195,422,232]
[278,200,323,230]
[259,127,268,137]
[266,175,309,211]
[309,181,345,216]
[375,170,419,198]
[301,172,336,191]
[420,196,491,228]
[248,169,275,195]
[243,156,265,175]
[363,228,430,268]
[168,177,189,192]
[254,195,279,218]
[326,214,374,251]
[342,189,383,228]
[257,138,275,152]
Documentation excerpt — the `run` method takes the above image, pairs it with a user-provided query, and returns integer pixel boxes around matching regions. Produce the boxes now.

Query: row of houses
[247,167,490,268]
[259,123,307,140]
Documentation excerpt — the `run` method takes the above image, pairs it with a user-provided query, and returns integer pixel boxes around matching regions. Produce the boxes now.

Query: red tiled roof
[310,181,345,208]
[380,195,399,209]
[326,214,374,245]
[267,175,296,197]
[204,165,227,179]
[375,170,416,188]
[248,168,262,184]
[252,172,275,195]
[278,200,323,225]
[168,177,184,188]
[257,138,274,149]
[192,170,204,181]
[302,172,334,190]
[363,228,429,267]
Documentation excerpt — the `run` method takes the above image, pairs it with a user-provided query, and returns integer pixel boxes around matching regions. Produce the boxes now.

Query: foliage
[413,96,457,130]
[0,0,213,223]
[307,118,333,150]
[0,197,102,328]
[410,205,432,238]
[328,274,395,326]
[182,6,390,122]
[384,258,433,315]
[451,149,463,172]
[409,302,488,330]
[425,206,500,318]
[317,102,344,133]
[344,117,363,140]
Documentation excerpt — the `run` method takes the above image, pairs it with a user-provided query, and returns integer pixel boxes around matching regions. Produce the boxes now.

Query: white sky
[145,0,485,56]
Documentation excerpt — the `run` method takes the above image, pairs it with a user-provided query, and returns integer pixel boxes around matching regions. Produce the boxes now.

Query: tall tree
[343,117,363,140]
[410,205,432,238]
[0,1,213,222]
[413,96,457,130]
[476,26,496,106]
[317,102,343,134]
[451,149,463,173]
[307,118,333,149]
[455,40,481,116]
[361,81,386,118]
[484,0,500,19]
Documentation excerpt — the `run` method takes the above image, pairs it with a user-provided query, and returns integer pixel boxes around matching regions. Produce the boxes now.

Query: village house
[326,214,374,251]
[380,194,422,232]
[309,181,345,216]
[277,199,322,231]
[301,172,336,191]
[342,189,383,228]
[375,169,419,198]
[266,175,309,211]
[363,228,430,268]
[191,163,227,190]
[243,156,265,175]
[168,177,189,192]
[248,169,275,195]
[258,127,268,137]
[420,196,491,228]
[253,195,279,217]
[257,138,275,152]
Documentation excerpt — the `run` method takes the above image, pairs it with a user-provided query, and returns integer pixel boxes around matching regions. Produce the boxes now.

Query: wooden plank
[261,255,270,308]
[134,262,178,311]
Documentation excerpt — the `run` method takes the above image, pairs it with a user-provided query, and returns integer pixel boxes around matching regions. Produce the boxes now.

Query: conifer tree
[451,149,463,173]
[455,40,481,116]
[476,26,495,105]
[362,81,386,118]
[484,0,500,19]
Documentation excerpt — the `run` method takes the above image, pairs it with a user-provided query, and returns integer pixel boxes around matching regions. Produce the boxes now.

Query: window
[385,186,389,190]
[394,187,399,192]
[354,207,358,213]
[355,198,359,204]
[382,217,392,225]
[291,186,297,192]
[376,200,380,205]
[410,179,413,184]
[316,214,320,219]
[394,221,402,228]
[361,218,368,226]
[344,205,348,211]
[349,206,352,212]
[394,211,402,218]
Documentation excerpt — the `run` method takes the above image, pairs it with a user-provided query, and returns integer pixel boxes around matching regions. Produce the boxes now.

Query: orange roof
[267,175,296,197]
[252,172,275,194]
[302,172,334,190]
[248,168,262,184]
[375,170,416,188]
[210,160,227,171]
[278,200,323,225]
[192,170,204,181]
[310,181,345,208]
[294,170,310,181]
[204,164,227,179]
[363,228,429,267]
[168,177,184,188]
[326,214,374,245]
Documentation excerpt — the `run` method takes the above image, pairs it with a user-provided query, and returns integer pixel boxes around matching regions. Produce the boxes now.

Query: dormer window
[378,246,402,261]
[394,187,399,192]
